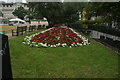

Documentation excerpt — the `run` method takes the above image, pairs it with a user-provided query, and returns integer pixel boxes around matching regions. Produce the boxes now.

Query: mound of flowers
[22,27,90,48]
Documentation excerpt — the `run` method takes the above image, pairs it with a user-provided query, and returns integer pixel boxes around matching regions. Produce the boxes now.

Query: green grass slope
[9,29,119,78]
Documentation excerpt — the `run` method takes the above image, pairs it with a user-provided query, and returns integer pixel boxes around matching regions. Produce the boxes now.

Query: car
[9,23,13,26]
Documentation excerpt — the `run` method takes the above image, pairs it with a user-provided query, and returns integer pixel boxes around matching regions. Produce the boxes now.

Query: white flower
[79,44,82,46]
[77,43,79,45]
[50,45,53,47]
[83,42,86,45]
[42,44,47,47]
[27,42,30,45]
[71,44,74,46]
[48,44,50,47]
[22,42,26,44]
[36,45,38,47]
[58,43,60,46]
[30,44,32,46]
[31,42,34,43]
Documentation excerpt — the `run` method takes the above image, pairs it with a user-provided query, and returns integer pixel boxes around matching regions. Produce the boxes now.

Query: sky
[26,0,120,2]
[0,0,27,3]
[0,0,119,3]
[0,0,7,2]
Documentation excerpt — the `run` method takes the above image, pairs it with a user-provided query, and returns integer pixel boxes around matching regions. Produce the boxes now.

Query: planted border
[22,27,90,48]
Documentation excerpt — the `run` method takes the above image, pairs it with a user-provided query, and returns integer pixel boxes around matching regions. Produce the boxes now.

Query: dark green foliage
[0,11,3,17]
[13,6,28,20]
[28,2,120,28]
[86,2,120,22]
[74,19,105,28]
[28,2,64,26]
[75,20,104,25]
[28,2,87,26]
[63,2,87,24]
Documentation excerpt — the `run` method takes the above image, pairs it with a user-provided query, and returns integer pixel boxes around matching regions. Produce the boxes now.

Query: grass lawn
[0,25,17,34]
[9,29,119,78]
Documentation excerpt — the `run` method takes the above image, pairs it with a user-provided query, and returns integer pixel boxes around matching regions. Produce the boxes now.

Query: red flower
[34,40,39,42]
[42,40,44,42]
[75,40,78,43]
[31,27,84,47]
[71,42,75,44]
[50,38,52,40]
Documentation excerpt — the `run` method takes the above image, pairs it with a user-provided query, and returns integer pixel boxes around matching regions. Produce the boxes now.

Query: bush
[74,19,104,29]
[75,19,104,25]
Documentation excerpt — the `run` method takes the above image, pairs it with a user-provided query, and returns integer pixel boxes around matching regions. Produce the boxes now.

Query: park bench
[23,26,27,33]
[12,26,24,36]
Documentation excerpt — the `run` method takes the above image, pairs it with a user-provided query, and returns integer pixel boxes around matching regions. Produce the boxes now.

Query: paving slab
[5,33,16,39]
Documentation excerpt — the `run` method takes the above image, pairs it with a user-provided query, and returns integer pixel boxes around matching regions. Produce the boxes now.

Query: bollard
[0,34,13,79]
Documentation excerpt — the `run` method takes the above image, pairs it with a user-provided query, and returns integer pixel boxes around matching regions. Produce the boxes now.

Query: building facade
[0,0,28,25]
[30,19,49,26]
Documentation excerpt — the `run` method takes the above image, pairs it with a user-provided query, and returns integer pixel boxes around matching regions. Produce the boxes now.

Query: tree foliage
[28,2,87,26]
[63,2,87,24]
[28,2,120,26]
[86,2,120,22]
[13,6,28,20]
[28,2,64,26]
[0,11,3,17]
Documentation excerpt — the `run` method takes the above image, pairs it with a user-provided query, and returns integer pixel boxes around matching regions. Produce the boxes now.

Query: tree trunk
[47,19,54,28]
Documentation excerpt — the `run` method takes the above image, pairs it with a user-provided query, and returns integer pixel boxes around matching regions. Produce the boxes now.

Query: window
[10,5,12,7]
[3,5,5,7]
[6,5,8,7]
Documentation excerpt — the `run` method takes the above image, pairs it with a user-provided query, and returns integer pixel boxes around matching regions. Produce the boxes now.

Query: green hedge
[75,20,104,25]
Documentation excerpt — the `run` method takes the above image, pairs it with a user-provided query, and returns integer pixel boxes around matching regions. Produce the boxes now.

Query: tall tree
[28,2,64,27]
[28,2,87,26]
[13,6,28,20]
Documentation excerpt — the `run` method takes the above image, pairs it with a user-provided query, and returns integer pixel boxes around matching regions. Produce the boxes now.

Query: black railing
[68,23,120,50]
[88,25,120,37]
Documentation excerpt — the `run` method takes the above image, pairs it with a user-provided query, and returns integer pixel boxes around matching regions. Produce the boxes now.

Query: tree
[63,2,87,24]
[86,2,120,23]
[28,2,64,27]
[28,2,88,26]
[13,6,28,20]
[0,11,3,17]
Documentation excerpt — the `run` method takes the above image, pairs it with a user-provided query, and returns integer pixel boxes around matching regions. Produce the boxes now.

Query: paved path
[6,33,16,39]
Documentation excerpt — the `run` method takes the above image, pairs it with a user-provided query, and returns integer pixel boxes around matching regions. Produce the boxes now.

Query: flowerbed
[22,27,90,48]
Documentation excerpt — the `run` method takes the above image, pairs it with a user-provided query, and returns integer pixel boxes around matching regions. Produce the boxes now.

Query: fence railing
[11,24,49,36]
[89,30,120,41]
[88,25,120,37]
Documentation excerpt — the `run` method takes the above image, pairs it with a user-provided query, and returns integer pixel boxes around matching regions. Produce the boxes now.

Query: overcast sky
[0,0,27,3]
[0,0,119,3]
[0,0,7,2]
